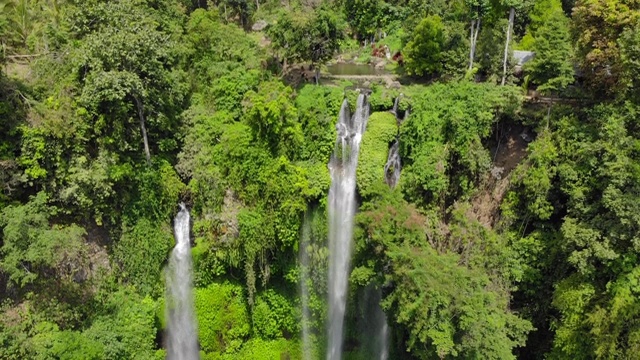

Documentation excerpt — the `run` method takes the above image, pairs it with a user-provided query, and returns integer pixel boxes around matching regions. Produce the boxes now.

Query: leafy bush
[295,85,344,162]
[204,338,304,360]
[114,218,174,296]
[84,289,159,360]
[252,289,298,339]
[126,160,186,222]
[0,192,87,288]
[195,282,250,354]
[34,327,104,360]
[356,195,532,359]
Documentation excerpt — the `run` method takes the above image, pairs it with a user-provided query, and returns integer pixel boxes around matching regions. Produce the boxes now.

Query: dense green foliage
[403,16,445,76]
[268,6,344,70]
[356,111,398,198]
[525,0,574,93]
[400,82,521,207]
[1,0,639,359]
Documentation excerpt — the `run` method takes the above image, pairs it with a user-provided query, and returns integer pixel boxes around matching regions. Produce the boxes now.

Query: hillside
[1,0,639,359]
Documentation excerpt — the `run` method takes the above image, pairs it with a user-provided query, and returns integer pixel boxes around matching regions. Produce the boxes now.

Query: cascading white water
[165,204,199,360]
[384,107,409,188]
[327,93,370,360]
[384,140,401,188]
[391,93,403,117]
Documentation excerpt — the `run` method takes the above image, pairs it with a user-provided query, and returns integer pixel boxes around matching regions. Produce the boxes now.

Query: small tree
[619,20,640,101]
[526,8,574,94]
[73,0,185,164]
[268,6,343,77]
[344,0,384,41]
[403,15,445,77]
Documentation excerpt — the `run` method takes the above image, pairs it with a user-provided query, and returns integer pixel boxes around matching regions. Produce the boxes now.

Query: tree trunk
[473,18,481,56]
[255,0,259,11]
[133,95,151,165]
[468,20,475,70]
[501,8,515,86]
[468,19,481,70]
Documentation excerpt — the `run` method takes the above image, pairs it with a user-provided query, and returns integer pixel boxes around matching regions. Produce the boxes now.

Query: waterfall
[379,321,389,360]
[358,285,390,360]
[300,212,313,360]
[385,106,408,188]
[391,93,403,117]
[165,204,199,360]
[327,94,369,360]
[384,141,401,188]
[372,291,390,360]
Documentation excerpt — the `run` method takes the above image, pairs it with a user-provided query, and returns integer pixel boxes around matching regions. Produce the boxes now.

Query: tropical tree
[619,19,640,101]
[572,0,640,96]
[344,0,384,40]
[466,0,492,70]
[72,0,186,164]
[526,6,574,93]
[0,192,87,288]
[268,5,343,77]
[403,15,446,76]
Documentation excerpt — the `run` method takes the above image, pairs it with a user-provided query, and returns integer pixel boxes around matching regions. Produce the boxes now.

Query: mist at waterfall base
[326,94,369,360]
[357,286,390,360]
[165,204,199,360]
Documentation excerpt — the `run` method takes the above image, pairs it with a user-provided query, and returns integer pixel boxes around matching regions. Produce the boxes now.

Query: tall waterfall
[327,93,370,360]
[166,204,199,360]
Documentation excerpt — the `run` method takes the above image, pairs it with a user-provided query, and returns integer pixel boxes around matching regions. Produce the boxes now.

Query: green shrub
[228,338,304,360]
[84,290,158,360]
[252,289,298,339]
[114,218,174,296]
[195,282,250,354]
[295,85,344,162]
[356,112,398,199]
[126,160,186,222]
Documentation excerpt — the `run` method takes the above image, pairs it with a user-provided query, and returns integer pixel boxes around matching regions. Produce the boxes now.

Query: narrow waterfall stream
[385,107,408,188]
[391,94,401,116]
[384,140,401,188]
[165,204,199,360]
[327,93,370,360]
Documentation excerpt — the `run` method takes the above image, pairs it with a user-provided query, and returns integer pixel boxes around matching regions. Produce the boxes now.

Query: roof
[513,50,535,66]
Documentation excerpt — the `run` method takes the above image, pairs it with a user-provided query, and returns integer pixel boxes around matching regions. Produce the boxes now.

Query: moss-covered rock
[356,112,398,199]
